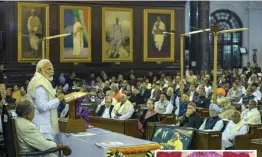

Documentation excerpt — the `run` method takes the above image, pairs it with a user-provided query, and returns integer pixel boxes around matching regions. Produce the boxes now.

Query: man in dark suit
[242,62,251,74]
[96,96,114,118]
[140,82,151,101]
[254,63,262,73]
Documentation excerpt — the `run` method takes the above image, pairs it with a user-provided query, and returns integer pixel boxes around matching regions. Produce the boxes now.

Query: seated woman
[199,103,224,131]
[154,93,173,114]
[222,110,248,150]
[15,99,69,157]
[138,99,159,138]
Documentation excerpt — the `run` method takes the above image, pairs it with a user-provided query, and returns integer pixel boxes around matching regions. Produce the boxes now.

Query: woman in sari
[138,99,159,138]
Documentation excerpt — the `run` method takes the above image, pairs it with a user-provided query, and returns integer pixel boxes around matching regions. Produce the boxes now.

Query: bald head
[120,94,127,103]
[36,59,54,81]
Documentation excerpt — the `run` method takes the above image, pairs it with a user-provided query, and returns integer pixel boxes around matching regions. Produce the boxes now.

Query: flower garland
[108,143,160,154]
[106,150,155,157]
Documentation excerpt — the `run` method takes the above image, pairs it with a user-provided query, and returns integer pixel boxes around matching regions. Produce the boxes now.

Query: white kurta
[73,21,83,55]
[241,108,261,124]
[222,120,248,149]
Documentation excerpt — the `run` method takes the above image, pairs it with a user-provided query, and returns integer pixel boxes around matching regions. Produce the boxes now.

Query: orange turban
[216,88,226,96]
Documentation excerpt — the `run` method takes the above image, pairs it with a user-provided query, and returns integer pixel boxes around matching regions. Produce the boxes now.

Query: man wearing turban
[199,103,224,131]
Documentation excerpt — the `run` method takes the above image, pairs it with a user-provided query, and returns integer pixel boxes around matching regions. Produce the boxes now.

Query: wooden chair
[1,105,71,157]
[234,123,262,149]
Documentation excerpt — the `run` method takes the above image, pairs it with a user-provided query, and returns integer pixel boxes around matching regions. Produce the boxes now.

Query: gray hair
[110,83,119,92]
[16,100,33,117]
[36,59,51,73]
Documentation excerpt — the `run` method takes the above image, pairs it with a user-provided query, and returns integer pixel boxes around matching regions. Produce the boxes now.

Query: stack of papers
[71,132,95,137]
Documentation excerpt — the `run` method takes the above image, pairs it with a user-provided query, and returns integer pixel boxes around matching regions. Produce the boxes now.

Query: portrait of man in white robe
[103,9,132,61]
[27,9,42,56]
[152,16,166,52]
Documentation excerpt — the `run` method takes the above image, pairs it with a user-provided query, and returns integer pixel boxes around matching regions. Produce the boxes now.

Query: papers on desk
[71,132,95,137]
[98,141,124,146]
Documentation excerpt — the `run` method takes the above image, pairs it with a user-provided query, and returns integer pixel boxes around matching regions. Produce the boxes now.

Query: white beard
[48,76,53,82]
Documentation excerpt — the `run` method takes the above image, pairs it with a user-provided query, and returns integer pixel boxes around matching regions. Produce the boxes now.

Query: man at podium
[27,59,65,141]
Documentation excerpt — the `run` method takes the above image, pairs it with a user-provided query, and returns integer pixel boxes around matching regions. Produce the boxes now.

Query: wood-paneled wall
[0,1,185,80]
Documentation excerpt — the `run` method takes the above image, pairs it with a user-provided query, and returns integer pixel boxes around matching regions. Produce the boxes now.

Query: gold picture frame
[17,2,49,62]
[102,7,133,62]
[60,5,92,63]
[143,9,175,62]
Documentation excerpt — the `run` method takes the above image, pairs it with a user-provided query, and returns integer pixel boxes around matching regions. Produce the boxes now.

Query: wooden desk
[89,116,139,137]
[89,116,125,134]
[251,139,262,156]
[196,108,209,118]
[234,123,262,149]
[190,130,221,150]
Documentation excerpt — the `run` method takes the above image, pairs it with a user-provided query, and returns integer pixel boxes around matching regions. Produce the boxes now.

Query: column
[189,1,199,73]
[198,1,210,70]
[189,1,210,73]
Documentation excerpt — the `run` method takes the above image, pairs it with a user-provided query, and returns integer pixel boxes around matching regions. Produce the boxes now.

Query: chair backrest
[2,104,19,157]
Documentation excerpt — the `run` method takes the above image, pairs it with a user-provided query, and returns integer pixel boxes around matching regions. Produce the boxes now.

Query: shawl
[27,72,58,132]
[232,120,246,133]
[188,152,222,157]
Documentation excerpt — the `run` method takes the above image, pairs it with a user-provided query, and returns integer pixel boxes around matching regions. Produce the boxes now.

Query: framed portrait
[151,125,195,150]
[143,9,175,62]
[17,2,49,62]
[60,6,91,62]
[102,7,133,62]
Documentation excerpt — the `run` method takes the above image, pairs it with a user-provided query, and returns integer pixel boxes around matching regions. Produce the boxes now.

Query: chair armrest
[19,146,72,157]
[19,147,58,156]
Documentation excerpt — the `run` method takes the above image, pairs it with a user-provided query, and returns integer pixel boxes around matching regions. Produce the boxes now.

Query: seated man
[162,132,183,150]
[226,82,242,101]
[96,96,114,118]
[193,87,210,108]
[15,100,68,157]
[154,93,173,114]
[96,90,117,113]
[238,87,257,111]
[177,102,201,129]
[199,103,224,131]
[241,99,261,124]
[222,110,249,150]
[111,94,134,120]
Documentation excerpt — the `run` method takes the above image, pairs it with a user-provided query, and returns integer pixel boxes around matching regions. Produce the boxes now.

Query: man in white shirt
[96,90,117,113]
[27,59,64,141]
[251,83,262,100]
[222,111,248,150]
[188,84,197,101]
[96,96,114,119]
[241,99,261,124]
[111,94,134,120]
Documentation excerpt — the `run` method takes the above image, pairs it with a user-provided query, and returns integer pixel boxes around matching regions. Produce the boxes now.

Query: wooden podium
[59,92,88,133]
